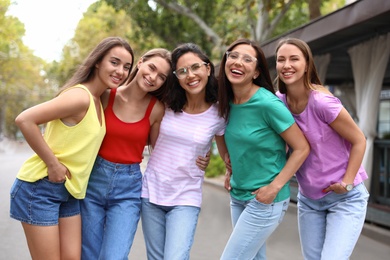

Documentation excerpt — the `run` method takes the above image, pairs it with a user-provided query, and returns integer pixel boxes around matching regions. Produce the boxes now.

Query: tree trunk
[308,0,321,20]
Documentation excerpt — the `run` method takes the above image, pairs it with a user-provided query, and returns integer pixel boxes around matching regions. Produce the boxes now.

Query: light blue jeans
[221,196,290,260]
[80,156,142,260]
[297,182,369,260]
[141,198,201,260]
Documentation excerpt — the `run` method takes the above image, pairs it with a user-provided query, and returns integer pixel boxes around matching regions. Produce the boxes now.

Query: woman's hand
[322,183,349,194]
[47,162,71,182]
[196,150,211,171]
[252,184,279,204]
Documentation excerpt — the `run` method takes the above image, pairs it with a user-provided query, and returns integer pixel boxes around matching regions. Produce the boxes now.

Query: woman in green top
[218,38,310,260]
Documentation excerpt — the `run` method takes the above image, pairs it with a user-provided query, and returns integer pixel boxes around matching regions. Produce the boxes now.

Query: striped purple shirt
[141,104,225,207]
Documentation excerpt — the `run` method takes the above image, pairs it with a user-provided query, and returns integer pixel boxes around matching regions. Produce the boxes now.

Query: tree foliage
[0,0,345,142]
[1,0,50,139]
[48,1,139,88]
[104,0,344,60]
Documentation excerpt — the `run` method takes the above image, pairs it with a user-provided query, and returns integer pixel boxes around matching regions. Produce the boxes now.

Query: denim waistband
[95,155,141,171]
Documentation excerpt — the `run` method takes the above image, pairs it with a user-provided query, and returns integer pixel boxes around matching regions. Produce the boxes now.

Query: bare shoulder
[153,99,165,111]
[58,87,91,108]
[150,99,165,122]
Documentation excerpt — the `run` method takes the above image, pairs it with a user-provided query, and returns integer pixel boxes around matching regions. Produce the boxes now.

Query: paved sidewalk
[2,140,389,259]
[204,174,390,249]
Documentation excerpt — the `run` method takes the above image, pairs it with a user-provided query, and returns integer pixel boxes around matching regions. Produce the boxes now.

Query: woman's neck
[122,80,149,102]
[184,94,210,114]
[286,86,310,114]
[232,83,259,104]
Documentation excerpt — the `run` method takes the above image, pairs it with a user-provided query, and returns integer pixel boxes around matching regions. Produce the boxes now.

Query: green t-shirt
[225,88,295,201]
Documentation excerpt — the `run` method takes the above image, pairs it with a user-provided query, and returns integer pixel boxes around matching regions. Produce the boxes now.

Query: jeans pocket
[10,179,23,198]
[278,207,287,224]
[248,198,273,218]
[42,176,65,184]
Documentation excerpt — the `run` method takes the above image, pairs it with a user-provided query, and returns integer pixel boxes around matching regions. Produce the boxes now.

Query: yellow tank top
[17,84,106,199]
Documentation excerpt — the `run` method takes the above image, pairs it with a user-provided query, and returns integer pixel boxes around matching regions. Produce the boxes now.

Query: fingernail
[322,189,327,193]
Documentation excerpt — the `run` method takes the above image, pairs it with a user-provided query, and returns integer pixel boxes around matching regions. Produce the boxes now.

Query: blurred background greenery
[1,0,348,176]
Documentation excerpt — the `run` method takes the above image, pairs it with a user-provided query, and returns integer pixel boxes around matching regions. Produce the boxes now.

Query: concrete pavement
[1,140,389,259]
[204,175,390,260]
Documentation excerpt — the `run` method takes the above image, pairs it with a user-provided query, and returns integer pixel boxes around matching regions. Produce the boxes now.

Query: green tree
[104,0,345,59]
[1,0,50,139]
[105,0,218,56]
[49,1,136,88]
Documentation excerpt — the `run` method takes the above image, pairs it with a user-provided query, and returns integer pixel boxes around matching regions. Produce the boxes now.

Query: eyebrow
[150,63,168,78]
[111,56,132,64]
[277,54,300,58]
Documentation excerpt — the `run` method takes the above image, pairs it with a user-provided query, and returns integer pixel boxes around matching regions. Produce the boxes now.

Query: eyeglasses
[173,62,208,79]
[226,51,257,64]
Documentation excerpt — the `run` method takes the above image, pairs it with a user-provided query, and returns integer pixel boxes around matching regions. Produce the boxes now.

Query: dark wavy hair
[218,38,274,120]
[168,43,218,112]
[275,38,322,94]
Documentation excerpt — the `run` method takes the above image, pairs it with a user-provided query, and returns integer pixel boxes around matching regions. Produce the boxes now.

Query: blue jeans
[141,198,200,260]
[80,156,142,260]
[221,196,289,260]
[298,182,369,260]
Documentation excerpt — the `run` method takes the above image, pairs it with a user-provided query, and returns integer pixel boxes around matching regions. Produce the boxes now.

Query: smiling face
[135,56,171,93]
[276,43,307,87]
[224,44,259,87]
[175,52,210,97]
[96,46,133,89]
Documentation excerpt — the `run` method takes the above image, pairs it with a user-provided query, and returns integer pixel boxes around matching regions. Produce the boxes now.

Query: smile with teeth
[231,69,243,75]
[283,72,294,76]
[144,77,154,86]
[111,76,121,84]
[188,81,199,86]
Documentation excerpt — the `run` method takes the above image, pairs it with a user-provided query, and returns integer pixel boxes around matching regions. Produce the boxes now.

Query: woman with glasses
[218,38,310,260]
[141,43,228,260]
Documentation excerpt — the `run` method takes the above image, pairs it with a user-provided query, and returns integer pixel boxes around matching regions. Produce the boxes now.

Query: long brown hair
[59,37,134,93]
[126,48,172,103]
[275,38,322,94]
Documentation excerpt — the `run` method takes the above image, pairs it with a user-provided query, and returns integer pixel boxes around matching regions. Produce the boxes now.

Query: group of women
[10,36,369,260]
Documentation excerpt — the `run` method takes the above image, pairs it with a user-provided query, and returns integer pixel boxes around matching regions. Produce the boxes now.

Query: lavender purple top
[276,90,368,199]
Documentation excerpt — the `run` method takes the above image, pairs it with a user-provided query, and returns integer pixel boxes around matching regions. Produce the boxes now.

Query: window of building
[378,89,390,139]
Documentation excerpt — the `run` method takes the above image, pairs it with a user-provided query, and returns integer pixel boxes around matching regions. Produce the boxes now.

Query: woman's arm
[148,100,165,149]
[323,107,366,193]
[15,88,90,182]
[253,123,310,203]
[196,135,227,172]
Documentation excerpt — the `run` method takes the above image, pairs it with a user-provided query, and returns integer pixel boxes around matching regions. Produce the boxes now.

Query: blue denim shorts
[10,178,80,226]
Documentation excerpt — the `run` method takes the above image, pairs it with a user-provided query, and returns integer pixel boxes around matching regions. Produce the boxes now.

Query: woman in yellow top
[9,37,134,260]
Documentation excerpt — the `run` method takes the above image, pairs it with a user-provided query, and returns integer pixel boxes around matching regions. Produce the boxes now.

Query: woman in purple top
[275,38,369,260]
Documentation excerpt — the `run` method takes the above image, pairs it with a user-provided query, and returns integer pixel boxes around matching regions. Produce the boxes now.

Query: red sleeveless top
[98,88,157,164]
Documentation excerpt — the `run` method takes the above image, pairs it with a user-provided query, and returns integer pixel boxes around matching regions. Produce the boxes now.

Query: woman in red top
[80,48,172,260]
